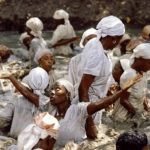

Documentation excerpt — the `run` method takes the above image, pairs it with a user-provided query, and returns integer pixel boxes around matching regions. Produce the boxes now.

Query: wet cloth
[47,102,89,147]
[112,68,147,122]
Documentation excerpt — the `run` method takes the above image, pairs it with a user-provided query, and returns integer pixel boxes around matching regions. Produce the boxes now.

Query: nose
[50,89,55,96]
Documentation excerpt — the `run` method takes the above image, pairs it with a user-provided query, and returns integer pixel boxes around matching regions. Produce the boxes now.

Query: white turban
[53,9,70,25]
[79,28,97,48]
[18,112,60,150]
[132,43,150,59]
[96,15,125,39]
[26,17,43,38]
[34,49,52,64]
[19,32,30,43]
[56,79,74,99]
[22,67,49,96]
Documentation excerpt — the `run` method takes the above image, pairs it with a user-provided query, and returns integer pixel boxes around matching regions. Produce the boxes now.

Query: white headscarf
[131,43,150,59]
[26,17,43,38]
[22,67,49,96]
[53,9,69,25]
[79,28,97,48]
[34,49,52,64]
[19,32,30,43]
[17,112,60,150]
[96,15,125,39]
[56,79,74,100]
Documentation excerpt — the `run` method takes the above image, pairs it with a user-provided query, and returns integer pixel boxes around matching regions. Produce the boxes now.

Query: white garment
[112,68,147,122]
[48,102,89,147]
[72,37,112,103]
[47,22,76,55]
[29,37,47,64]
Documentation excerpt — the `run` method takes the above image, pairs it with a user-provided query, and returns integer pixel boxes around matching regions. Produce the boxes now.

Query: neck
[57,101,70,116]
[131,63,143,74]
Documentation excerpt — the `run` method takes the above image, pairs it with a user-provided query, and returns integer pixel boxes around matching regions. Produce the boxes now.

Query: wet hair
[116,130,148,150]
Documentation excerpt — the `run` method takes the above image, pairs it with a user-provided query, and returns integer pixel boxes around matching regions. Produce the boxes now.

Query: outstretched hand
[122,73,142,90]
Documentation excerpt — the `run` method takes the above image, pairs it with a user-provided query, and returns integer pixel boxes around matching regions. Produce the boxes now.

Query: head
[34,49,55,72]
[131,43,150,72]
[53,9,69,28]
[49,79,74,106]
[22,67,49,94]
[96,15,125,50]
[116,130,148,150]
[26,17,43,38]
[79,28,97,48]
[141,25,150,40]
[19,32,32,49]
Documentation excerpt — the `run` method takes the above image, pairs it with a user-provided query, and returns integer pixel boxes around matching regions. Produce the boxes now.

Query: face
[53,19,64,29]
[39,53,55,72]
[102,35,123,50]
[140,58,150,72]
[83,34,97,46]
[49,83,68,106]
[23,37,31,49]
[25,26,32,36]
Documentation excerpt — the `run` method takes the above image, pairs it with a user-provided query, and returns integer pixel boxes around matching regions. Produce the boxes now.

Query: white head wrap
[79,28,97,48]
[19,32,30,43]
[56,79,74,99]
[22,67,49,96]
[26,17,43,38]
[96,15,125,39]
[53,9,69,25]
[17,112,60,150]
[34,49,52,64]
[120,59,131,71]
[131,43,150,60]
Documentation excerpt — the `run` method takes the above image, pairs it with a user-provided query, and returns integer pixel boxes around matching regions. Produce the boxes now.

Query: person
[25,17,48,66]
[68,28,97,87]
[47,9,76,55]
[0,67,49,138]
[14,76,139,149]
[140,25,150,42]
[112,43,150,124]
[116,130,148,150]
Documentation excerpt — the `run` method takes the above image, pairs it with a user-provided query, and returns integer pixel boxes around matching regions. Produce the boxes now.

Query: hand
[0,71,11,79]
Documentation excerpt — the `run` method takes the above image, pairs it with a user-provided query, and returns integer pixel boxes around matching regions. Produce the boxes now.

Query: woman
[112,43,150,124]
[47,9,76,55]
[25,17,48,66]
[47,77,139,148]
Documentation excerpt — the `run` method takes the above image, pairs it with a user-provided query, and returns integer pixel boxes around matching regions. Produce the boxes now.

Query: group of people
[0,9,150,150]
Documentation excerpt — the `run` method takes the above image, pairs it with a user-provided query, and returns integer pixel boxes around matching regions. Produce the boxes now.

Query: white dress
[48,102,89,147]
[47,22,76,55]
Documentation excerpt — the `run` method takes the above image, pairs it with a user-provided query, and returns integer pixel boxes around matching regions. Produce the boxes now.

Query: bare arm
[9,75,39,107]
[79,74,95,102]
[120,91,136,116]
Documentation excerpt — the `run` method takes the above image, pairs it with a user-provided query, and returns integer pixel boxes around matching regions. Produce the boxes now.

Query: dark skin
[53,18,65,30]
[49,78,139,141]
[120,39,131,55]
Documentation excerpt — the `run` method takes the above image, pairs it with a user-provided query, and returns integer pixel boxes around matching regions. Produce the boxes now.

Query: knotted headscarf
[96,15,125,39]
[26,17,43,38]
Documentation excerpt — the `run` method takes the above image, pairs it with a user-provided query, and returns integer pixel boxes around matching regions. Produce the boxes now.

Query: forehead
[41,53,53,59]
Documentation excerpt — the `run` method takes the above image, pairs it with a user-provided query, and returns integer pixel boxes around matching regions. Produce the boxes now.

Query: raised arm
[78,74,95,102]
[9,75,39,107]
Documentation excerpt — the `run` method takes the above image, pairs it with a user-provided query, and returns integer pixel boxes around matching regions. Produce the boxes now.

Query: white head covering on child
[96,15,125,39]
[26,17,43,38]
[17,112,60,150]
[34,49,52,64]
[79,28,97,48]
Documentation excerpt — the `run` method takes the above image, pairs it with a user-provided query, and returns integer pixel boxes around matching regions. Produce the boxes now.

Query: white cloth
[22,67,49,109]
[19,32,30,44]
[17,112,60,150]
[47,18,76,55]
[96,15,125,39]
[113,70,147,122]
[29,37,47,64]
[72,37,112,103]
[56,79,74,99]
[26,17,43,38]
[34,49,52,64]
[79,28,97,48]
[48,102,89,147]
[131,43,150,59]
